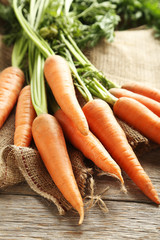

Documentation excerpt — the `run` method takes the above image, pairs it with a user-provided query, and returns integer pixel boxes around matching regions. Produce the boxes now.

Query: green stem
[30,43,48,116]
[83,78,117,105]
[29,0,50,30]
[64,0,74,15]
[62,30,120,89]
[13,0,53,58]
[11,36,28,68]
[60,32,86,66]
[62,28,90,63]
[26,0,48,116]
[84,80,108,100]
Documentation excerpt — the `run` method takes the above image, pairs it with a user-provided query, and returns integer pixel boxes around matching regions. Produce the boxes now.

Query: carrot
[55,108,124,184]
[44,55,89,136]
[0,66,25,128]
[113,97,160,145]
[32,113,84,224]
[122,81,160,102]
[109,88,160,117]
[83,99,160,204]
[14,85,36,147]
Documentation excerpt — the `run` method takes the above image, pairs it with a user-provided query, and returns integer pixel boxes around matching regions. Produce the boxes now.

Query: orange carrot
[109,88,160,117]
[113,97,160,145]
[83,99,160,204]
[44,55,89,136]
[0,66,25,128]
[14,85,36,147]
[122,81,160,102]
[55,109,124,184]
[32,113,84,224]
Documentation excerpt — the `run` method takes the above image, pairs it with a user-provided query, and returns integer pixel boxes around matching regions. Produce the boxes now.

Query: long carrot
[30,48,84,224]
[44,55,89,136]
[0,66,25,128]
[83,99,160,204]
[14,85,36,147]
[32,113,84,224]
[13,1,85,224]
[122,81,160,102]
[54,108,124,184]
[109,88,160,117]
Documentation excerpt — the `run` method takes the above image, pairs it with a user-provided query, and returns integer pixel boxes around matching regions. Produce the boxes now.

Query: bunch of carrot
[1,52,160,222]
[33,53,125,225]
[0,0,160,226]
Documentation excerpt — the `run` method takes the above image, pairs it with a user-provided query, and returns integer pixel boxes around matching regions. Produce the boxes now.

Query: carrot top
[12,36,28,70]
[29,44,48,116]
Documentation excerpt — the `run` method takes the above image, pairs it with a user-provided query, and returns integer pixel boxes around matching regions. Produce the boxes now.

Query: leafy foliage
[66,0,120,48]
[38,0,119,49]
[1,0,160,47]
[0,2,21,45]
[113,0,160,35]
[0,0,32,45]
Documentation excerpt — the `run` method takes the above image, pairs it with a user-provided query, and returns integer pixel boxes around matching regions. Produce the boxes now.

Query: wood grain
[0,193,159,239]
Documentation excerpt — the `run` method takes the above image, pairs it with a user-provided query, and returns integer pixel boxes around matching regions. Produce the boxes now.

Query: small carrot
[44,55,89,136]
[122,81,160,102]
[0,66,25,128]
[109,88,160,117]
[14,85,36,147]
[32,113,84,224]
[83,99,160,204]
[55,108,124,184]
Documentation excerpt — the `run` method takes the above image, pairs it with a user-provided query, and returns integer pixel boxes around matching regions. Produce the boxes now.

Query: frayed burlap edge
[0,145,24,188]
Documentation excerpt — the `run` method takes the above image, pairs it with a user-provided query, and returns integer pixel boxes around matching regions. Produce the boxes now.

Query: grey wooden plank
[0,194,159,240]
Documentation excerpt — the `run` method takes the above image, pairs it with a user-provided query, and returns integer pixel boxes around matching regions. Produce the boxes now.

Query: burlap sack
[87,28,160,88]
[0,110,24,187]
[0,111,93,215]
[4,143,93,215]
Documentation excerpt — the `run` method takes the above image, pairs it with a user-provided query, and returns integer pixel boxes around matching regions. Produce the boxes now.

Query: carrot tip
[154,196,160,205]
[120,183,127,194]
[78,208,84,225]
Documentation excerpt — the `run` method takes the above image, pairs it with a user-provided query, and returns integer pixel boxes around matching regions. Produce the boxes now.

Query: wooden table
[0,148,160,239]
